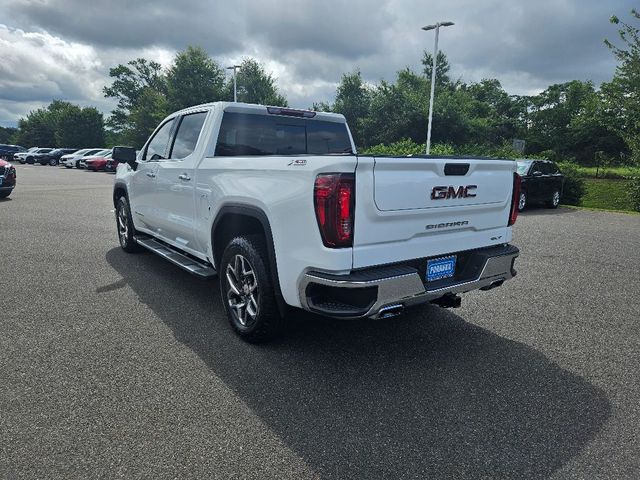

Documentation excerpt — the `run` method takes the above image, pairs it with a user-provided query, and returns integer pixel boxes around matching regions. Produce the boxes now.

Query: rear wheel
[115,196,142,253]
[49,158,57,166]
[220,235,283,342]
[518,191,527,212]
[546,190,561,209]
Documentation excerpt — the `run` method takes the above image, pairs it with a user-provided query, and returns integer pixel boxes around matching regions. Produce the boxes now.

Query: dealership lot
[1,164,639,479]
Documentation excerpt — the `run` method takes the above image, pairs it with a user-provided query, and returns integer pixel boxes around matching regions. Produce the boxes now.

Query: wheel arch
[211,204,286,315]
[113,181,129,207]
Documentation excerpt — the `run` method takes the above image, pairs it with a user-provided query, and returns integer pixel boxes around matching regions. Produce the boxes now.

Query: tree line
[10,101,104,148]
[5,10,638,166]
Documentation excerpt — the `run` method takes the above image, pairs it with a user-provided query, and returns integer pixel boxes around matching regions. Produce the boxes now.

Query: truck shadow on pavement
[519,206,577,216]
[106,247,610,479]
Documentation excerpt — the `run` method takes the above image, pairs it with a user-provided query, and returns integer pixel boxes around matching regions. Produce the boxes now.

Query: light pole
[421,21,454,155]
[226,65,241,102]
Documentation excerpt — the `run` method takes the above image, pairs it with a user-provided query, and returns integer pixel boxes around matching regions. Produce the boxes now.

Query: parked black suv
[516,160,565,211]
[0,144,26,161]
[33,148,78,166]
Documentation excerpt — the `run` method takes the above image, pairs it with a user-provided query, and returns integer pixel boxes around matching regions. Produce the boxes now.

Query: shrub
[430,143,456,156]
[558,162,586,205]
[361,139,454,157]
[629,176,640,212]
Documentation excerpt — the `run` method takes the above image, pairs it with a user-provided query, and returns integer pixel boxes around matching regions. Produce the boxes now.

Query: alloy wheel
[226,254,259,327]
[519,192,526,211]
[117,205,128,246]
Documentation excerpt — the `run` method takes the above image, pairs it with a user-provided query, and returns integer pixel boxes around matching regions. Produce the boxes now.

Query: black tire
[0,191,10,199]
[517,191,527,212]
[49,158,57,166]
[115,196,142,253]
[546,190,561,209]
[219,235,284,342]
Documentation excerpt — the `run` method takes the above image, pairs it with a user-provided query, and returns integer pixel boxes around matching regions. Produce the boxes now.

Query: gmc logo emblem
[431,185,477,200]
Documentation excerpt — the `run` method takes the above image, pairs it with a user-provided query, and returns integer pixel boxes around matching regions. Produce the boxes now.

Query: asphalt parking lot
[1,164,639,479]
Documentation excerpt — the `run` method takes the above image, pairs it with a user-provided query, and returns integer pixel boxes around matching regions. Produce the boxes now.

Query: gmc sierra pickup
[112,102,520,342]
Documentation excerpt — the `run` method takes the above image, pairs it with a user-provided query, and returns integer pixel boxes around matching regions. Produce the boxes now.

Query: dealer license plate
[426,255,456,282]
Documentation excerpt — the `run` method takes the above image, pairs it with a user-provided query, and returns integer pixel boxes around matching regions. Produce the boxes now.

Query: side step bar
[134,235,216,278]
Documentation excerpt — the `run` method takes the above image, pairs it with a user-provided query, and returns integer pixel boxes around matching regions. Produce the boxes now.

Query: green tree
[331,71,370,147]
[14,100,105,148]
[125,87,169,149]
[421,50,453,88]
[603,9,640,164]
[462,79,522,144]
[0,126,17,144]
[359,68,431,147]
[166,46,226,111]
[227,58,288,106]
[525,81,606,162]
[56,106,105,148]
[15,108,55,147]
[103,58,166,133]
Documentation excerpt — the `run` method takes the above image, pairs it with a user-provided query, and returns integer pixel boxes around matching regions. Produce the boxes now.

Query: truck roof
[171,102,346,123]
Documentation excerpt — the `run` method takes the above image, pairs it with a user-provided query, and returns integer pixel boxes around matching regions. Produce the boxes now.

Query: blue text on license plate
[426,255,456,282]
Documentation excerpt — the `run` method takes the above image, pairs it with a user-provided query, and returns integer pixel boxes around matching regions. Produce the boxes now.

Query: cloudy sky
[0,0,635,127]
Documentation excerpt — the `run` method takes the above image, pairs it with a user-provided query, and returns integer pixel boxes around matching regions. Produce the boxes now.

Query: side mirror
[112,146,137,170]
[532,170,542,176]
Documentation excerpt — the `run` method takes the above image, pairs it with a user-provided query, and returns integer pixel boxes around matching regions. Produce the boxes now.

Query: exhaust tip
[378,304,404,319]
[480,279,505,291]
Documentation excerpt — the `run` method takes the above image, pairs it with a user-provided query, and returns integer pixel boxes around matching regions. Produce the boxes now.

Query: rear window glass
[215,112,353,156]
[516,162,531,175]
[540,162,556,174]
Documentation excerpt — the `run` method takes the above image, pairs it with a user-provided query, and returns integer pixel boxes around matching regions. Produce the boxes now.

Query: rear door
[152,110,208,253]
[352,156,515,269]
[527,161,545,200]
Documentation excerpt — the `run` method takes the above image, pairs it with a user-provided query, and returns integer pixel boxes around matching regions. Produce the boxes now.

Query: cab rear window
[215,112,353,156]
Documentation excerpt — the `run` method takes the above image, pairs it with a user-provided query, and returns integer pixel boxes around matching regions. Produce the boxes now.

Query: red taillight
[314,173,355,248]
[508,173,521,226]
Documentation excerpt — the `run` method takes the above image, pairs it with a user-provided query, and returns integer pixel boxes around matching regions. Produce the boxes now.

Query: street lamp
[421,21,454,155]
[226,65,241,102]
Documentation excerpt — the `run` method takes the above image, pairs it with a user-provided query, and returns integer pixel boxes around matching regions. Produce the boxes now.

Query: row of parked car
[2,145,120,172]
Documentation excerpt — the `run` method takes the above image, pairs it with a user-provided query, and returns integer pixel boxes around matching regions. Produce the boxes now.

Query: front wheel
[0,191,10,199]
[518,191,527,212]
[220,235,284,342]
[49,158,58,166]
[115,196,142,253]
[547,190,561,209]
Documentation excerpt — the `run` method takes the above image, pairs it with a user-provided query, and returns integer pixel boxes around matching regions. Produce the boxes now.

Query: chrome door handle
[178,174,191,181]
[146,172,156,178]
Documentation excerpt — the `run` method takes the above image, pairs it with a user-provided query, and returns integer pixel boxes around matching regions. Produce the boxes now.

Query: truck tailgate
[352,156,515,269]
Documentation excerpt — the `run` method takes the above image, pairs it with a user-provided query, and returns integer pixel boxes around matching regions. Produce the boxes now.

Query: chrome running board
[134,235,216,278]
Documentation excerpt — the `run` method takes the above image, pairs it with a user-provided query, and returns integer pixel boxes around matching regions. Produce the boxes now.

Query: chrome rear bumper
[299,244,519,319]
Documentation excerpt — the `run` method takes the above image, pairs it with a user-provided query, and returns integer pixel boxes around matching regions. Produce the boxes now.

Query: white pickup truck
[112,102,520,342]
